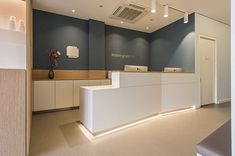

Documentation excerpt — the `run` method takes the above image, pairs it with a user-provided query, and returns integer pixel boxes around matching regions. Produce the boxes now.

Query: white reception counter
[80,72,198,135]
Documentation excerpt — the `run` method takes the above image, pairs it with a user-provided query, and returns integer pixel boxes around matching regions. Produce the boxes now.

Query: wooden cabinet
[55,80,74,109]
[33,81,55,111]
[74,80,89,107]
[33,79,112,111]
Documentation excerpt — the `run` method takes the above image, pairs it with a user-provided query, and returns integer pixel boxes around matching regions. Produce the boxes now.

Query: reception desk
[80,72,198,135]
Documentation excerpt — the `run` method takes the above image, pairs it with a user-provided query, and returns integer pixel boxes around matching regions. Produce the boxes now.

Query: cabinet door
[88,80,101,86]
[101,79,112,85]
[74,80,89,107]
[55,80,73,109]
[33,81,55,111]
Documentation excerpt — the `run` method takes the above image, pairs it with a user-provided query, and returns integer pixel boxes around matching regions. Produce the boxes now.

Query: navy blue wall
[89,20,106,70]
[105,25,150,70]
[150,14,195,72]
[33,10,195,72]
[33,10,89,70]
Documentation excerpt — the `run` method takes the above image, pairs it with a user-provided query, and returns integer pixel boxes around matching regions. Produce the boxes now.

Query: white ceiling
[33,0,230,33]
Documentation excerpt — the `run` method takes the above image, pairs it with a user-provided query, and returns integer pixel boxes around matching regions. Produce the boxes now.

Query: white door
[199,37,216,105]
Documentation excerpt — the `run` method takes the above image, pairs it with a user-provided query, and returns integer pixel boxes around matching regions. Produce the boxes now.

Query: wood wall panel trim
[26,0,33,154]
[0,69,26,156]
[32,70,107,80]
[89,70,107,80]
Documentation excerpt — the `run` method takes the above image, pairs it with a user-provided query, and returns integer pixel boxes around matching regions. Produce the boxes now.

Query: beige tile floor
[30,103,231,156]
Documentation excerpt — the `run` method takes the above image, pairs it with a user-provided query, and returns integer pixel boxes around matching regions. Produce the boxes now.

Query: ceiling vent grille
[110,1,150,23]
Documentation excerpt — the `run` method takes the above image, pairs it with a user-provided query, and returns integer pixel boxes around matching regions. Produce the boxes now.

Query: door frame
[199,35,218,105]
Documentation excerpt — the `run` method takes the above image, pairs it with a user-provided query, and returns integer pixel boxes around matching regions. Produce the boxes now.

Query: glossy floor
[30,103,231,156]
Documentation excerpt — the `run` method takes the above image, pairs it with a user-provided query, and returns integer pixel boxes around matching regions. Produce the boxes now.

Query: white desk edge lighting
[80,71,198,136]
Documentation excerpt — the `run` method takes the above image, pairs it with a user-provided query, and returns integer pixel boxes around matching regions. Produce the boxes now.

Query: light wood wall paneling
[0,70,26,156]
[32,70,107,80]
[88,70,107,80]
[26,0,33,154]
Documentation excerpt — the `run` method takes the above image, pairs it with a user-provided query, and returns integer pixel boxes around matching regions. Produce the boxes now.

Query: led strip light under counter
[78,106,197,141]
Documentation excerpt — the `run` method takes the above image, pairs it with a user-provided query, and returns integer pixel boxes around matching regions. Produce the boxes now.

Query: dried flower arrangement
[48,49,61,79]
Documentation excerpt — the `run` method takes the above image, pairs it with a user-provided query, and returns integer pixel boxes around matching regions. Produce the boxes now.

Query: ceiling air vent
[110,1,150,24]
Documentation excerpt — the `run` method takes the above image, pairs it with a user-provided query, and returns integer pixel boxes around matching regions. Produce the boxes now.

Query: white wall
[195,13,231,104]
[231,0,234,155]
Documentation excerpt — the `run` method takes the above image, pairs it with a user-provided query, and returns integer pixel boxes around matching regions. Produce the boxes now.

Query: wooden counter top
[32,70,107,80]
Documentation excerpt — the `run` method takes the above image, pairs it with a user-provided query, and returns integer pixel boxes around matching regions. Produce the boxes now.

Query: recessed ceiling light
[184,12,189,23]
[99,5,103,8]
[72,10,76,13]
[163,5,169,18]
[146,27,149,30]
[151,0,157,13]
[120,21,124,24]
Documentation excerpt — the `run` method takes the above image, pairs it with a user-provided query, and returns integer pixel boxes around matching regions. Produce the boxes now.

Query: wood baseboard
[32,69,107,80]
[33,106,79,115]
